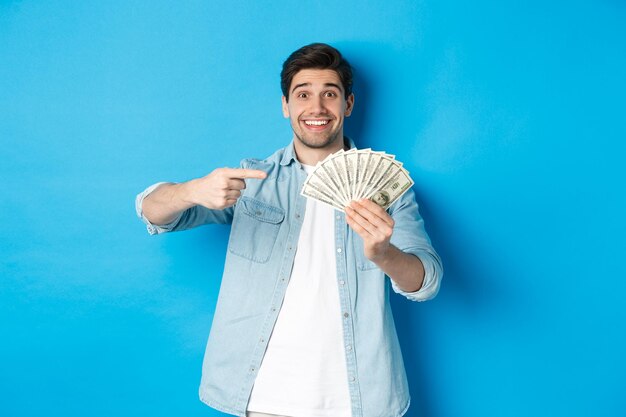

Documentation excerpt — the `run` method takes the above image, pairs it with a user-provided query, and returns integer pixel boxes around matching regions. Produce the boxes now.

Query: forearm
[142,181,196,226]
[374,245,425,293]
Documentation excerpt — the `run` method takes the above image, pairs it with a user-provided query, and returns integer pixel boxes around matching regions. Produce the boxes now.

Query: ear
[282,96,290,118]
[344,94,355,117]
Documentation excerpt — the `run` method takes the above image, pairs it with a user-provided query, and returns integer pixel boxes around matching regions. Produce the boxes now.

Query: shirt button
[337,248,342,253]
[349,376,356,382]
[339,280,345,285]
[295,213,301,219]
[336,215,340,220]
[343,312,349,318]
[250,367,256,372]
[346,345,352,351]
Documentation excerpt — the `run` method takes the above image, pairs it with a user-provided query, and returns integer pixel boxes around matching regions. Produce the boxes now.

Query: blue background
[1,1,625,416]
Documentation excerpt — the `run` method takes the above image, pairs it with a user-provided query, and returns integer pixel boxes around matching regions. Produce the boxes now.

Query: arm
[346,199,425,292]
[143,168,267,224]
[142,181,196,226]
[143,168,267,226]
[137,168,267,234]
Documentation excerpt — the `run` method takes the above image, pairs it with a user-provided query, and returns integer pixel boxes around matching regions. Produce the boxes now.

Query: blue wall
[1,1,625,416]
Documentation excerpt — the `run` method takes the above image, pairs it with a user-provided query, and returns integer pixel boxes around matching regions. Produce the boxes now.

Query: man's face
[282,69,354,150]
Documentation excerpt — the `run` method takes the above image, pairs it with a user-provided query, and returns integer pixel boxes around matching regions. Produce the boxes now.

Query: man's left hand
[345,199,394,264]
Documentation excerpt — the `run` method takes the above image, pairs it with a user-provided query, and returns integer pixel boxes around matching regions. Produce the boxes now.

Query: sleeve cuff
[390,249,443,302]
[135,182,184,235]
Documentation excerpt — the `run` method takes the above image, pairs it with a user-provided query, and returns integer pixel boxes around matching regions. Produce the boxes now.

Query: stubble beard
[292,121,343,150]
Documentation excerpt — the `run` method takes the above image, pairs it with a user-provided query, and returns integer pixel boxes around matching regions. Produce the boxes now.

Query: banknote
[300,148,414,212]
[365,165,414,210]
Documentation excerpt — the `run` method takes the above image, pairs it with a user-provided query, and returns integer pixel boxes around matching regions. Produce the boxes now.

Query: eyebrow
[291,82,343,94]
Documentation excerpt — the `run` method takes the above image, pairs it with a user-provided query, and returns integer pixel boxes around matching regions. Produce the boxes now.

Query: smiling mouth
[303,120,330,126]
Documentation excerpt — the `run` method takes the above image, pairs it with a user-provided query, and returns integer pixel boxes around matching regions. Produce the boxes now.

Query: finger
[345,210,368,237]
[357,199,394,227]
[221,189,241,199]
[350,200,394,230]
[345,206,379,238]
[222,168,268,180]
[348,203,394,241]
[224,189,242,199]
[226,178,246,190]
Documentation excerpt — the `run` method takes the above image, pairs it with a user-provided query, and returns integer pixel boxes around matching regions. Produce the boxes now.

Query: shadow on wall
[392,194,499,417]
[341,41,516,417]
[341,41,375,149]
[342,40,430,152]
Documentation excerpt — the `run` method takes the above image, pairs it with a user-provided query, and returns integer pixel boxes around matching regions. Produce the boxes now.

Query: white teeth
[304,120,329,126]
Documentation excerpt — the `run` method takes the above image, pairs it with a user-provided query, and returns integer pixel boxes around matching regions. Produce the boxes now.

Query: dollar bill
[301,148,414,211]
[303,168,348,207]
[365,166,414,209]
[344,149,358,201]
[327,152,350,203]
[314,157,348,206]
[301,182,345,211]
[360,154,398,199]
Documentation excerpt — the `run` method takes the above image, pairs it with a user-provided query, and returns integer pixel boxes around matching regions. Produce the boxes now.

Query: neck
[293,136,348,165]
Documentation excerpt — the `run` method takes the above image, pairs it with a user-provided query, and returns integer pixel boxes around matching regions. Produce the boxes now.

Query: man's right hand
[185,168,268,210]
[142,168,267,226]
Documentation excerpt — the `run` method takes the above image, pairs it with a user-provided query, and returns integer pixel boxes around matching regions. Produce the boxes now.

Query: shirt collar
[279,136,356,166]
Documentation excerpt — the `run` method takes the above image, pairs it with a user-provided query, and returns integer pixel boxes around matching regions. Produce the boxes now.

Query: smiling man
[282,68,353,156]
[136,43,442,417]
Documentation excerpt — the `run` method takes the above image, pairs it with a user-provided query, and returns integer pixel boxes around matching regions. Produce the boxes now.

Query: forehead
[289,69,343,92]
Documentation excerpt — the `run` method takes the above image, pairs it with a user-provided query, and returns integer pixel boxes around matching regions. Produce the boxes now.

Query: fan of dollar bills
[301,149,414,212]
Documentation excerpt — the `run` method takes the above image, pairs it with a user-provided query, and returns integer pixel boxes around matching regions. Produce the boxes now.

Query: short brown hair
[281,43,353,101]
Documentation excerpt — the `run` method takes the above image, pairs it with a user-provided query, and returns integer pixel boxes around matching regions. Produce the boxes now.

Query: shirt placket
[335,212,363,417]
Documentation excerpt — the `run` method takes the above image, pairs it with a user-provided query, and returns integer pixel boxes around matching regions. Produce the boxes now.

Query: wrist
[177,180,198,208]
[369,243,396,267]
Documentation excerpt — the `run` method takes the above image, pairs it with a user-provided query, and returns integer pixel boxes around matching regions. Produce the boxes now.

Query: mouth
[301,118,332,131]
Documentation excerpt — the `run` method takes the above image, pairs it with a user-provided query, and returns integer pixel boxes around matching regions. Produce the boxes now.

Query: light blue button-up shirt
[136,141,443,417]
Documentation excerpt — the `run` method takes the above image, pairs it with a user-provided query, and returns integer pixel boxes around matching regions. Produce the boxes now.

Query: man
[136,43,442,417]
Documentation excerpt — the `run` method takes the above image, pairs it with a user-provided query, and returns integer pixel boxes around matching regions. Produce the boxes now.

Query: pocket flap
[239,197,285,224]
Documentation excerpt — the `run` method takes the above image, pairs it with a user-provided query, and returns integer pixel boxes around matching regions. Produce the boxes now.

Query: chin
[296,133,342,150]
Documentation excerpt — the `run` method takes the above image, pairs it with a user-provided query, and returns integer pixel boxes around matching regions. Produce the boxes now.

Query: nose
[310,95,327,115]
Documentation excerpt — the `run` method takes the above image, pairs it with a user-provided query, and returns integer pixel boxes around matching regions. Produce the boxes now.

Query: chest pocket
[228,197,285,263]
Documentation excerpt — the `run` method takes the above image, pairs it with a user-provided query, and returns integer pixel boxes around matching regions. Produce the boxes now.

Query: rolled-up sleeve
[390,248,442,302]
[388,189,443,302]
[135,182,184,235]
[135,182,235,235]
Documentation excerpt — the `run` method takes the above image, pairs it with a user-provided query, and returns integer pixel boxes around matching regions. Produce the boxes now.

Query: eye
[297,92,308,99]
[324,91,337,98]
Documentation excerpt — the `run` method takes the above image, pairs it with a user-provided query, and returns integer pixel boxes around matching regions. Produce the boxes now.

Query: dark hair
[281,43,353,101]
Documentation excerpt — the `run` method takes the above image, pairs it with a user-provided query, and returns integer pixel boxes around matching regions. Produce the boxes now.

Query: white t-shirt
[246,165,351,417]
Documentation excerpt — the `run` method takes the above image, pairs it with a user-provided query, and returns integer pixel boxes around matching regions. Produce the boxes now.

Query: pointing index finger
[224,168,268,180]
